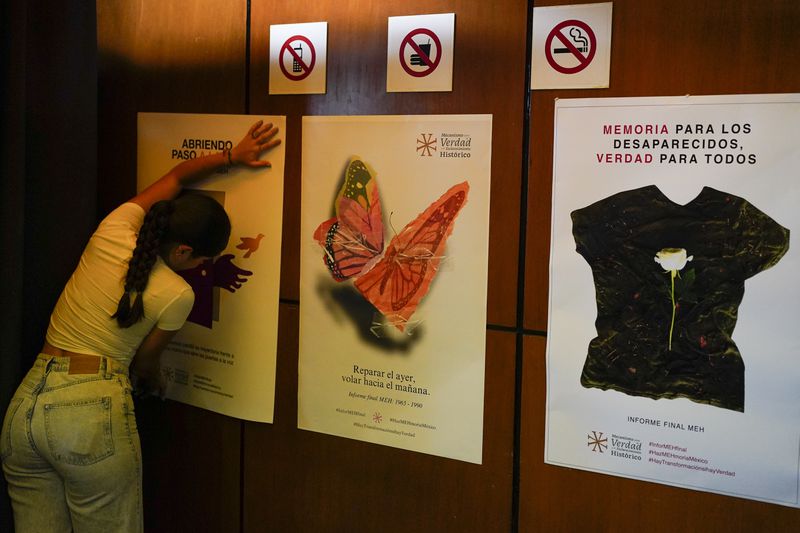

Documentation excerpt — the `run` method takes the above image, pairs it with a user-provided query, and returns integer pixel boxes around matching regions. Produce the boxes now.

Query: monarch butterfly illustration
[314,158,469,332]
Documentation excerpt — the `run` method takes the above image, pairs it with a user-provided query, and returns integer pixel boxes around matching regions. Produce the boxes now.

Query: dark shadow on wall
[96,50,256,532]
[96,53,251,216]
[1,1,97,530]
[0,1,26,528]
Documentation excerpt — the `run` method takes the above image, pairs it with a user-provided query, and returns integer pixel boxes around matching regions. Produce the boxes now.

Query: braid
[113,201,174,327]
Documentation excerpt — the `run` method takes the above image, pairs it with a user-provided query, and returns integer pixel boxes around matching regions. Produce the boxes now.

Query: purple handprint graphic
[213,254,253,292]
[179,254,254,328]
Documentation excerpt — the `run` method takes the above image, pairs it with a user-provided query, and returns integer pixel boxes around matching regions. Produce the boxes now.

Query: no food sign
[399,28,443,77]
[387,13,455,93]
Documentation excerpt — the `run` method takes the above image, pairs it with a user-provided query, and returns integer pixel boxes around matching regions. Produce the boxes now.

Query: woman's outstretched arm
[132,120,281,212]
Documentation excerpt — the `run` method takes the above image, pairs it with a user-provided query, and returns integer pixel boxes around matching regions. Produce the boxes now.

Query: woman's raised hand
[230,120,281,168]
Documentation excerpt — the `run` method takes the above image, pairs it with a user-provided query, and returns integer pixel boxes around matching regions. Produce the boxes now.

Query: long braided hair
[113,194,231,328]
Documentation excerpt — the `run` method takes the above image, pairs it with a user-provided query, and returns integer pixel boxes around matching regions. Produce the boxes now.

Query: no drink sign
[387,13,455,93]
[270,22,327,95]
[399,28,443,78]
[531,3,612,90]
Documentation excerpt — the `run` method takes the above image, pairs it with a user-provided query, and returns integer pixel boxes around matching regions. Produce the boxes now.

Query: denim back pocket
[1,397,24,460]
[44,396,114,466]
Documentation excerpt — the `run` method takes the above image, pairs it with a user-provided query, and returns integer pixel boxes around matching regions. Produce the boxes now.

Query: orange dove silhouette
[236,233,265,258]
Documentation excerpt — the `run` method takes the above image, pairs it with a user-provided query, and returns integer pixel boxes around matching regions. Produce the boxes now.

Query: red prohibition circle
[544,19,597,74]
[399,28,442,78]
[279,35,316,81]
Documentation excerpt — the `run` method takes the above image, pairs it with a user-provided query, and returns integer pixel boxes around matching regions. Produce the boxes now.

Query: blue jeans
[1,354,142,532]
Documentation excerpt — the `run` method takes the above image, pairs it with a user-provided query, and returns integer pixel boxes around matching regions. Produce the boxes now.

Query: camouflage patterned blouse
[571,185,789,411]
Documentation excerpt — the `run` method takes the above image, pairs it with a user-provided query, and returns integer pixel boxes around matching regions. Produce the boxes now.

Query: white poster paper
[269,22,328,95]
[299,115,491,463]
[546,94,800,507]
[531,2,612,90]
[137,112,285,422]
[387,13,455,93]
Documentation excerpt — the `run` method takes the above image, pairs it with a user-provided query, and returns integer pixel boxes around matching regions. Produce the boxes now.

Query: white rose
[654,248,693,271]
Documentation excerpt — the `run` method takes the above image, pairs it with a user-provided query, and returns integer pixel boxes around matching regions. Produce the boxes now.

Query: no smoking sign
[270,22,327,95]
[531,3,612,90]
[545,20,597,74]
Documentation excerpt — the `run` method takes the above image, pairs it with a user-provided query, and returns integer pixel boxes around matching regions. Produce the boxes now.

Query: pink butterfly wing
[354,181,469,330]
[337,186,384,257]
[313,169,384,281]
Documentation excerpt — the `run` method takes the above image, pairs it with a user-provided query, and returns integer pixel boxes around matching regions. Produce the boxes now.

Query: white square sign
[531,2,612,90]
[269,22,327,95]
[387,13,455,93]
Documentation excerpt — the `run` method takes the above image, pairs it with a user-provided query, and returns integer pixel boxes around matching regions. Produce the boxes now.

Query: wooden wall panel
[2,3,97,530]
[243,304,515,532]
[519,336,799,532]
[249,0,528,328]
[135,401,242,531]
[243,2,525,529]
[521,0,800,531]
[523,0,800,331]
[96,3,249,531]
[96,0,249,214]
[93,0,800,530]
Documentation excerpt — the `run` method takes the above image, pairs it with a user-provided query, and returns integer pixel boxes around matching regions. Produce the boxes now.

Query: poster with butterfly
[299,115,492,463]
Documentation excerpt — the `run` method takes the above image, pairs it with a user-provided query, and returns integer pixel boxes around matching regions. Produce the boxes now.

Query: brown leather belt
[42,342,103,375]
[65,354,102,375]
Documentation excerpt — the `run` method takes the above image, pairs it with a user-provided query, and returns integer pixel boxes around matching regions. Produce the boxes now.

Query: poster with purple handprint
[138,113,285,423]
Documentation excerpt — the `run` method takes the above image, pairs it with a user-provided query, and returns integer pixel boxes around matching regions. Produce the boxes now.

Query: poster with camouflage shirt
[546,94,799,507]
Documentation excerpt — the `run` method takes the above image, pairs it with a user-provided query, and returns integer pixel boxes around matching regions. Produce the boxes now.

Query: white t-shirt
[46,202,194,364]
